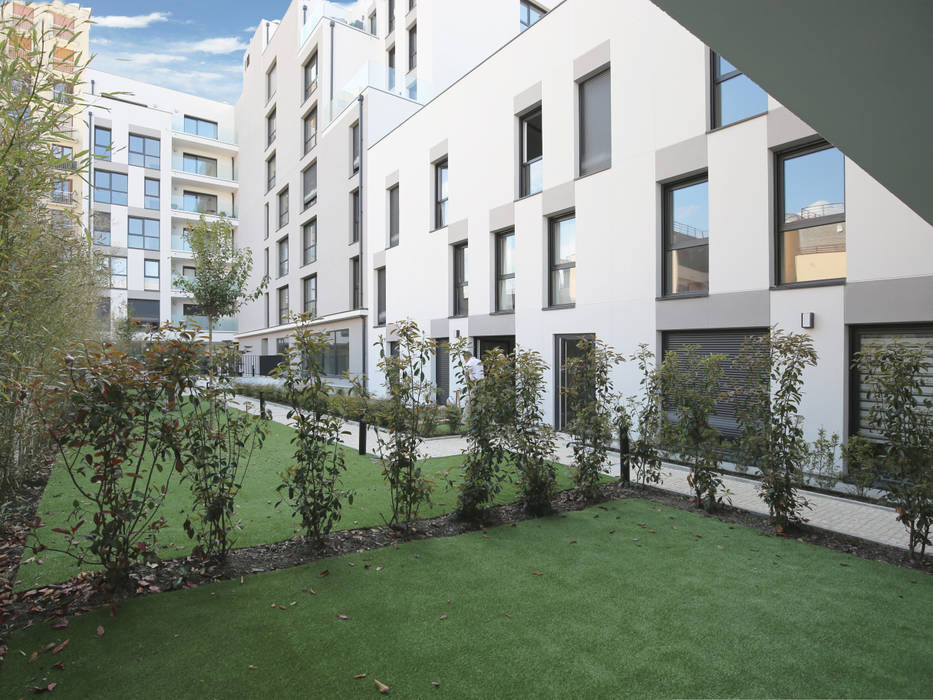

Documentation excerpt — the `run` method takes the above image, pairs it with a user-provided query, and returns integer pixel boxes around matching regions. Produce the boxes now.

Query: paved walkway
[234,394,909,551]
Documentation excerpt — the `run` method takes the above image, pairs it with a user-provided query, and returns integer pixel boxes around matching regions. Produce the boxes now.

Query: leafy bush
[806,428,841,490]
[445,403,463,434]
[626,345,665,486]
[510,348,557,515]
[840,435,878,498]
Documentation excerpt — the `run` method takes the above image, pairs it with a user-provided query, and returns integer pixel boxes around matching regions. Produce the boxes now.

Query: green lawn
[17,418,572,589]
[3,498,931,698]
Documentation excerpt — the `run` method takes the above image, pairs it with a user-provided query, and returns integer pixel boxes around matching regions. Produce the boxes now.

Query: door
[555,333,594,431]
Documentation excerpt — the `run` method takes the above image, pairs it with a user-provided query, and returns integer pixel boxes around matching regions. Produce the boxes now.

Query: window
[312,329,350,377]
[388,185,400,247]
[52,144,74,170]
[520,107,543,197]
[184,115,218,139]
[387,47,396,90]
[264,292,270,328]
[144,177,160,209]
[388,0,395,32]
[303,162,317,208]
[183,153,217,177]
[276,337,288,355]
[303,219,317,265]
[303,107,317,153]
[93,170,127,205]
[266,62,277,102]
[104,255,127,288]
[278,236,289,277]
[53,81,73,104]
[278,187,289,229]
[579,68,611,176]
[777,142,846,285]
[663,175,709,296]
[549,214,576,306]
[144,259,159,291]
[304,52,318,101]
[408,24,417,70]
[409,0,416,9]
[264,203,269,240]
[92,211,111,245]
[453,243,468,316]
[128,217,160,250]
[520,0,545,30]
[351,121,360,173]
[264,247,269,277]
[350,256,362,309]
[51,179,72,204]
[94,126,111,159]
[376,267,386,325]
[368,12,376,35]
[495,230,516,312]
[711,52,768,129]
[267,108,276,147]
[183,190,218,215]
[128,299,160,328]
[128,134,160,169]
[351,189,361,242]
[266,154,276,192]
[434,159,448,228]
[278,285,289,325]
[303,274,317,315]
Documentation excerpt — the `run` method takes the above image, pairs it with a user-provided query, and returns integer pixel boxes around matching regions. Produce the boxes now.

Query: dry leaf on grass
[374,679,390,694]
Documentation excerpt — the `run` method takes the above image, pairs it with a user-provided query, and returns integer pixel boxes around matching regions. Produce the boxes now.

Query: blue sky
[87,1,349,103]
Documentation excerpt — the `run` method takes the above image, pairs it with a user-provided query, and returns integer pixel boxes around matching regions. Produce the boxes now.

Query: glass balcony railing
[300,1,369,48]
[172,315,238,333]
[171,115,237,146]
[171,232,192,252]
[171,194,237,219]
[171,155,236,182]
[326,61,432,127]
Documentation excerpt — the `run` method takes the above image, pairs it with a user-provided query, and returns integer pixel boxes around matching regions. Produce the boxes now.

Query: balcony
[171,232,193,253]
[171,155,236,185]
[171,195,237,221]
[300,1,369,48]
[171,115,238,153]
[326,61,432,128]
[172,314,238,333]
[50,191,74,205]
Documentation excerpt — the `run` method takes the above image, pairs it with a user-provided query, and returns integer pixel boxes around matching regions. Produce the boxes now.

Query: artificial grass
[16,418,573,590]
[3,498,931,698]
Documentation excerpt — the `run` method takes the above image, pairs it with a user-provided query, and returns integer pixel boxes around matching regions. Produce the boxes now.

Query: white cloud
[117,53,187,66]
[186,37,249,54]
[243,26,257,33]
[94,12,171,29]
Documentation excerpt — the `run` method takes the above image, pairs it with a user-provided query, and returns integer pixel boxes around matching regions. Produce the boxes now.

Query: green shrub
[510,348,557,515]
[840,435,878,498]
[626,345,665,486]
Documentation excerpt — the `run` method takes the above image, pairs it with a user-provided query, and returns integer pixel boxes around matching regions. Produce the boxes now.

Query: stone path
[234,395,909,551]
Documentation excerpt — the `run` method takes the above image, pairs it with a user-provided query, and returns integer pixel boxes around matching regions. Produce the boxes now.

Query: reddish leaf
[51,639,69,655]
[51,528,71,535]
[609,529,616,534]
[50,619,68,630]
[32,683,56,693]
[531,571,543,576]
[353,673,367,679]
[337,614,349,620]
[53,662,64,670]
[28,651,38,663]
[319,570,329,578]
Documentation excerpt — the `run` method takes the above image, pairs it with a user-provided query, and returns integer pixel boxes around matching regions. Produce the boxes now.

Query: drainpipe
[87,111,93,228]
[358,93,366,390]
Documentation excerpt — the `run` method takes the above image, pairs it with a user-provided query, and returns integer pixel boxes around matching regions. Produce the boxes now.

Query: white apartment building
[363,0,933,444]
[83,70,240,341]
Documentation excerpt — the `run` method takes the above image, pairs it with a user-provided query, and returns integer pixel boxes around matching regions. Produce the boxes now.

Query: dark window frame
[548,213,576,308]
[388,0,395,32]
[710,51,768,129]
[143,258,160,291]
[93,169,127,205]
[143,177,160,210]
[266,153,276,192]
[302,218,317,265]
[277,235,289,278]
[267,107,276,147]
[351,121,361,173]
[278,186,289,229]
[93,126,111,160]
[388,184,400,247]
[434,158,448,229]
[520,0,546,30]
[182,152,218,177]
[519,106,543,197]
[376,266,387,325]
[351,188,361,243]
[303,161,318,209]
[278,285,289,325]
[183,115,219,139]
[92,210,111,245]
[452,242,468,317]
[128,133,160,169]
[408,23,417,70]
[662,173,710,298]
[578,67,612,176]
[350,256,362,310]
[495,230,516,313]
[303,274,317,316]
[303,106,318,154]
[303,52,318,101]
[128,216,160,251]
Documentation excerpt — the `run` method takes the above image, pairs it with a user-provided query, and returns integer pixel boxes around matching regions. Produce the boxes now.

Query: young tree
[510,348,557,515]
[626,344,665,486]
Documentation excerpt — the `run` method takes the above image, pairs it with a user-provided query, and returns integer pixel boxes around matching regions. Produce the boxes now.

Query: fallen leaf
[51,640,69,655]
[609,529,616,534]
[32,683,56,693]
[354,673,367,679]
[504,613,511,618]
[692,533,702,539]
[648,529,656,534]
[431,681,440,687]
[376,566,383,572]
[374,679,390,694]
[50,619,68,630]
[240,576,244,585]
[96,625,105,637]
[52,662,64,670]
[319,570,329,578]
[439,614,447,620]
[308,588,316,595]
[716,545,724,550]
[531,571,543,576]
[28,651,38,663]
[391,541,398,550]
[248,664,258,670]
[569,540,577,544]
[337,614,349,620]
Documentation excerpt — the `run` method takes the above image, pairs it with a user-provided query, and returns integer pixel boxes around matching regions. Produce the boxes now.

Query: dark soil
[1,468,930,665]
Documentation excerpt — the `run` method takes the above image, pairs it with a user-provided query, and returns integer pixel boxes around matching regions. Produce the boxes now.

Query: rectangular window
[266,154,276,192]
[368,12,376,35]
[777,142,846,285]
[106,255,127,288]
[93,170,128,205]
[144,259,160,291]
[387,46,396,90]
[92,211,111,245]
[453,243,468,316]
[663,175,709,296]
[52,179,72,204]
[278,187,289,229]
[128,299,160,328]
[94,126,111,159]
[303,274,317,315]
[278,236,289,278]
[182,153,218,177]
[408,24,417,70]
[128,217,160,250]
[388,185,400,247]
[303,162,317,208]
[128,134,160,169]
[267,108,276,147]
[303,219,317,265]
[351,189,361,242]
[266,62,277,102]
[183,190,218,215]
[435,159,448,229]
[520,107,543,197]
[278,285,289,325]
[520,0,545,30]
[711,52,768,129]
[549,214,576,306]
[351,121,361,173]
[144,177,160,210]
[579,68,611,176]
[303,107,317,153]
[184,115,218,139]
[376,267,386,325]
[496,230,516,312]
[53,81,73,104]
[276,337,288,355]
[52,144,74,170]
[388,0,395,32]
[264,247,269,278]
[264,203,269,240]
[312,329,350,377]
[304,52,318,101]
[350,256,362,310]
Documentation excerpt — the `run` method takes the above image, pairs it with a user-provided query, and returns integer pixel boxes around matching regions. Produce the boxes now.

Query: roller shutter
[435,338,450,405]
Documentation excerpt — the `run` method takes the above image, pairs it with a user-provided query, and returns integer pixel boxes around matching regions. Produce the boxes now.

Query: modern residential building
[82,70,240,340]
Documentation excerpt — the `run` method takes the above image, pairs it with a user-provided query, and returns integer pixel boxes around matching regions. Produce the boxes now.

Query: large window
[549,214,576,306]
[351,189,361,242]
[304,52,318,101]
[388,0,395,32]
[387,46,396,90]
[350,256,362,309]
[266,62,277,102]
[351,121,361,173]
[277,236,288,278]
[376,267,386,325]
[368,12,377,35]
[128,299,160,328]
[313,329,350,377]
[408,24,417,70]
[183,116,218,139]
[183,190,217,215]
[520,107,542,197]
[303,274,317,315]
[266,154,276,192]
[94,126,111,159]
[52,179,72,204]
[388,185,400,247]
[264,203,269,240]
[711,52,768,129]
[267,108,276,147]
[453,243,468,316]
[579,68,611,176]
[144,259,159,291]
[129,134,160,169]
[183,153,217,177]
[278,187,289,229]
[434,159,448,229]
[777,142,846,285]
[520,0,545,31]
[303,162,317,208]
[278,285,289,325]
[303,107,317,153]
[93,170,127,205]
[128,217,160,250]
[144,177,160,209]
[303,219,317,265]
[92,211,110,245]
[663,175,709,296]
[104,255,127,288]
[495,230,516,312]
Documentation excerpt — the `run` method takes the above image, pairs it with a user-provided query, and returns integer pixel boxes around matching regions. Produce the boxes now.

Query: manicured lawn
[17,418,572,590]
[3,498,931,698]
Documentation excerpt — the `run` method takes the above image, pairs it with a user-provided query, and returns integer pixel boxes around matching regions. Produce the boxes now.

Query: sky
[84,1,350,104]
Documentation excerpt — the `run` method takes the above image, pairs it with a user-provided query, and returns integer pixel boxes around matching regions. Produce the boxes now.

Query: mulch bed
[1,465,930,665]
